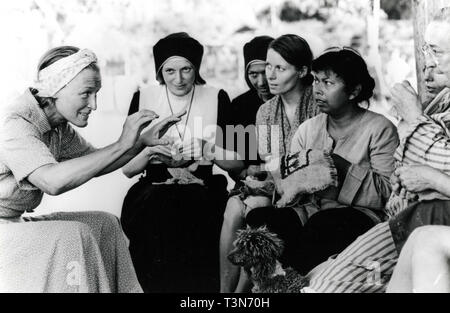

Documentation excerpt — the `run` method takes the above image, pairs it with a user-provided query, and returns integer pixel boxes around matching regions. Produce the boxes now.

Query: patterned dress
[0,89,141,292]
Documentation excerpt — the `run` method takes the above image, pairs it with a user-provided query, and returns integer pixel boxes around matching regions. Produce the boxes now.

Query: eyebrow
[80,83,101,91]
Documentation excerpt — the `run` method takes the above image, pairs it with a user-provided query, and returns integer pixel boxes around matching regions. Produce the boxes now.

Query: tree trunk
[412,0,450,104]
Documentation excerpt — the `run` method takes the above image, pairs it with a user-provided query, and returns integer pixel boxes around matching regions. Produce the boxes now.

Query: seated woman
[246,47,399,277]
[0,46,181,292]
[120,32,244,293]
[219,34,319,293]
[297,10,450,292]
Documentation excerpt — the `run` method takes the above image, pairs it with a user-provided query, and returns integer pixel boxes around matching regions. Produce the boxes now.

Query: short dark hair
[32,46,100,108]
[269,34,314,85]
[312,49,375,104]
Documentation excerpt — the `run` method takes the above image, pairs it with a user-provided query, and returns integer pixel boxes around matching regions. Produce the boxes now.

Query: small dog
[228,226,308,293]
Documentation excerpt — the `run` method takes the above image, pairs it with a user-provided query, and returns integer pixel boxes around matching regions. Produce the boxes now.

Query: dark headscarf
[153,32,206,84]
[243,35,273,89]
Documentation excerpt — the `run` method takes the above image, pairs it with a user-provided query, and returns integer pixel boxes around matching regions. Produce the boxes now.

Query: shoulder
[363,110,397,132]
[231,89,256,104]
[1,91,36,129]
[297,113,327,131]
[257,96,279,118]
[139,84,164,96]
[196,84,223,96]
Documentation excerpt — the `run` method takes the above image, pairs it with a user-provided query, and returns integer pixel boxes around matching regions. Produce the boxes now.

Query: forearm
[338,164,393,208]
[430,170,450,198]
[214,159,245,177]
[28,142,129,195]
[212,145,245,176]
[122,148,151,178]
[97,138,145,176]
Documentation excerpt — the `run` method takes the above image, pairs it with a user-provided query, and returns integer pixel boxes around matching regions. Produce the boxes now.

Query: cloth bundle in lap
[266,149,338,208]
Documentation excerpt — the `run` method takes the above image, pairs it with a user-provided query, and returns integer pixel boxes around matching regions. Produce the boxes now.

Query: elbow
[36,177,66,196]
[122,168,136,179]
[42,183,64,196]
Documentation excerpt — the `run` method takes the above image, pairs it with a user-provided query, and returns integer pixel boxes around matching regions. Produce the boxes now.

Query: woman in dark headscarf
[219,35,274,292]
[120,32,243,292]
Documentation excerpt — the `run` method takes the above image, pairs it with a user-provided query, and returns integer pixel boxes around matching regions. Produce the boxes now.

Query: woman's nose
[88,95,97,111]
[314,84,323,96]
[266,68,275,80]
[256,75,266,87]
[424,67,433,81]
[175,71,183,83]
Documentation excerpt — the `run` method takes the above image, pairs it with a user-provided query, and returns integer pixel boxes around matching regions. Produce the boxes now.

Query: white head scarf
[34,49,98,97]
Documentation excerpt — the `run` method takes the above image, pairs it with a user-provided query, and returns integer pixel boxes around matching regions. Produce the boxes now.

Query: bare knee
[410,226,450,254]
[223,196,245,225]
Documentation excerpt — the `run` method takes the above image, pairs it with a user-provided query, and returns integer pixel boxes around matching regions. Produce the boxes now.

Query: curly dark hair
[312,49,375,105]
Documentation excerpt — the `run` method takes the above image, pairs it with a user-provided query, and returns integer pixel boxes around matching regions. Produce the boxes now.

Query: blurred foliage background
[1,0,416,108]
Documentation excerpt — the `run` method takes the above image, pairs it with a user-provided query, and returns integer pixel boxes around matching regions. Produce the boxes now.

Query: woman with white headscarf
[0,46,183,292]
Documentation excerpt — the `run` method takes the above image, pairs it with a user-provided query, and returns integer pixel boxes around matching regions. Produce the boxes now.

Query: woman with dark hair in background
[221,34,319,292]
[120,32,244,292]
[219,35,274,293]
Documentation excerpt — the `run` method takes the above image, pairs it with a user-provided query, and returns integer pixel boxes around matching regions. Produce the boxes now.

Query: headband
[34,49,98,97]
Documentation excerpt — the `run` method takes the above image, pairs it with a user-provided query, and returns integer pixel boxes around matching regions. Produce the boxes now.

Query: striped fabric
[302,105,450,293]
[394,113,450,202]
[306,222,398,293]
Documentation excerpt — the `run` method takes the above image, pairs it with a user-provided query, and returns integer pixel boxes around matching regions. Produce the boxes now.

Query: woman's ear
[349,84,362,100]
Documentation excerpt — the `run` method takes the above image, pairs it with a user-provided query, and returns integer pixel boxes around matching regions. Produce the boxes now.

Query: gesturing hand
[141,110,187,147]
[390,81,422,123]
[119,110,159,151]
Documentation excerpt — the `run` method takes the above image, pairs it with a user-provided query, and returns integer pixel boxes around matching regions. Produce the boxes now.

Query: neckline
[326,109,367,142]
[165,85,195,141]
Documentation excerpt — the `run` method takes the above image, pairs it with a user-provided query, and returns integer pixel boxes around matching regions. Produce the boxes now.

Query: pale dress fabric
[0,89,142,292]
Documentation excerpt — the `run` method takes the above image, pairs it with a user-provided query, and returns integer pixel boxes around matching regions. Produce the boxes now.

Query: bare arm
[212,145,245,177]
[28,110,184,195]
[396,165,450,198]
[96,111,186,176]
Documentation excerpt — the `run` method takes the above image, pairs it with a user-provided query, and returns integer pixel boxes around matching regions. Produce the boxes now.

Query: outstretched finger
[172,109,187,119]
[136,114,158,132]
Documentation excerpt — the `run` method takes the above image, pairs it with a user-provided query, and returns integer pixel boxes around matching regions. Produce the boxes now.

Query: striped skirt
[306,222,398,293]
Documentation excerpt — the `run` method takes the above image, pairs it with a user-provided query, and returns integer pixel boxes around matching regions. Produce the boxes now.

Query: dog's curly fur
[228,226,308,293]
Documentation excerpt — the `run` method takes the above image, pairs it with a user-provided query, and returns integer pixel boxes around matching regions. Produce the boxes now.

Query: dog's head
[228,226,284,280]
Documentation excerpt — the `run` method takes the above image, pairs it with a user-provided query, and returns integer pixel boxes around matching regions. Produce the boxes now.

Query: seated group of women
[2,10,450,292]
